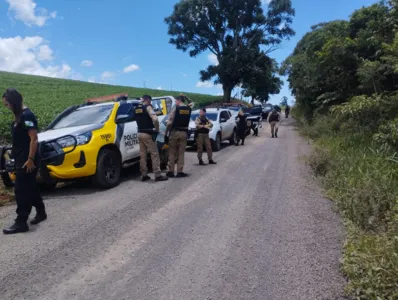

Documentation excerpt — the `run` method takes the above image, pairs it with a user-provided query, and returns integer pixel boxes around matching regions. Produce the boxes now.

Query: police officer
[195,108,216,165]
[165,95,192,177]
[134,95,168,182]
[235,108,247,145]
[285,104,291,118]
[2,88,47,235]
[267,105,281,138]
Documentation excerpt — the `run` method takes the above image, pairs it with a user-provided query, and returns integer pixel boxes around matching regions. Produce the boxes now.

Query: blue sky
[0,0,378,105]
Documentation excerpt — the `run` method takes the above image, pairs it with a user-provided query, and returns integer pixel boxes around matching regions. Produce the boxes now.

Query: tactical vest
[269,111,279,122]
[135,104,155,133]
[172,105,191,132]
[197,116,210,133]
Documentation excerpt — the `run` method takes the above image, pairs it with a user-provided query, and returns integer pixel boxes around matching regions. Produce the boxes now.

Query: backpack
[269,111,279,122]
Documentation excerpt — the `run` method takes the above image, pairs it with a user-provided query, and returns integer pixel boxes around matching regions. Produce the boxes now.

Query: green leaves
[165,0,295,101]
[283,1,398,122]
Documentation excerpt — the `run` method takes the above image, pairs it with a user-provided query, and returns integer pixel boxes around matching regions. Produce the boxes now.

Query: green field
[0,71,226,143]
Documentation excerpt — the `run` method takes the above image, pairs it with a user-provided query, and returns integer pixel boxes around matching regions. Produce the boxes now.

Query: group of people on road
[2,86,289,235]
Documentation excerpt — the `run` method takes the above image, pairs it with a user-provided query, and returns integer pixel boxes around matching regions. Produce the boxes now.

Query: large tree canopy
[165,0,295,102]
[241,52,283,102]
[280,0,398,120]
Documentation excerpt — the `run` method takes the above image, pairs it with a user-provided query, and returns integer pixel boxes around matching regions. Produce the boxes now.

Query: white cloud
[37,44,53,61]
[88,76,96,83]
[0,36,73,78]
[123,64,140,73]
[196,81,222,88]
[6,0,57,27]
[156,86,162,90]
[208,53,219,66]
[80,60,93,67]
[101,71,115,81]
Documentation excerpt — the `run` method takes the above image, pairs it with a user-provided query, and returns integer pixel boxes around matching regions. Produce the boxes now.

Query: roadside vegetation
[282,1,398,298]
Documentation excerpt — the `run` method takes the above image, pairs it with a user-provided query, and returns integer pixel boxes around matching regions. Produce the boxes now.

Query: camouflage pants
[138,133,161,177]
[196,133,212,161]
[168,130,187,173]
[270,121,279,135]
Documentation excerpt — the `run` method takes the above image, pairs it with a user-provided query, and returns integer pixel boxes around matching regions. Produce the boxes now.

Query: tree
[164,0,295,102]
[241,52,283,103]
[281,1,398,121]
[280,96,288,106]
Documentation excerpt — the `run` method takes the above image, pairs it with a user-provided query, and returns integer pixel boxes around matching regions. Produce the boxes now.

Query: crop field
[0,71,227,143]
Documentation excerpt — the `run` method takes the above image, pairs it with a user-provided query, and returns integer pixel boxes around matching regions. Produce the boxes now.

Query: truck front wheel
[93,149,122,189]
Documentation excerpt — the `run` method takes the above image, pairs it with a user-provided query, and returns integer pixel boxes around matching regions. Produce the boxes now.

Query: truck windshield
[52,104,114,129]
[190,112,218,121]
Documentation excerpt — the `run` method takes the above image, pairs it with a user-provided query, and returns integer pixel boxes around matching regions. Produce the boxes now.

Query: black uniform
[236,114,247,145]
[13,109,46,217]
[4,108,46,234]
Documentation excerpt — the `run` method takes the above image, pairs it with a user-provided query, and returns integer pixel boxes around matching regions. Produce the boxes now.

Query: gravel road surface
[0,119,347,300]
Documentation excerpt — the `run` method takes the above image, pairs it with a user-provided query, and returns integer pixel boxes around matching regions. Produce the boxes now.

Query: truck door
[219,110,232,139]
[115,102,139,161]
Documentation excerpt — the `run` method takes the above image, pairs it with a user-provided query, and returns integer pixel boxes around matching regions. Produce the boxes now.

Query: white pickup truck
[187,108,237,151]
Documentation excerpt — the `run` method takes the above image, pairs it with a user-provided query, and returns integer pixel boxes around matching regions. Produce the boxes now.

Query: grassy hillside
[0,71,225,142]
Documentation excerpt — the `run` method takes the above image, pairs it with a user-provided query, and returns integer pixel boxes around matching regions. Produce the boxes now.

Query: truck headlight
[57,132,92,148]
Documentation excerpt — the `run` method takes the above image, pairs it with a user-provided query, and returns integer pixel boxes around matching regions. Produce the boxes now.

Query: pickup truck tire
[212,133,221,152]
[0,146,14,188]
[1,172,14,188]
[229,129,237,145]
[93,149,121,189]
[160,148,169,170]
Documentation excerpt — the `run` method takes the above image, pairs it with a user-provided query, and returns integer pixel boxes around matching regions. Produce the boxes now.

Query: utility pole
[143,81,146,88]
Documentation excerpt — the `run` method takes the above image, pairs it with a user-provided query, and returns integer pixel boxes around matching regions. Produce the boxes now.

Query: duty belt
[138,129,156,133]
[172,127,188,132]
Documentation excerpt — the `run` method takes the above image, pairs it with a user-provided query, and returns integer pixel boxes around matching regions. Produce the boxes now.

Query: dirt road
[0,119,347,300]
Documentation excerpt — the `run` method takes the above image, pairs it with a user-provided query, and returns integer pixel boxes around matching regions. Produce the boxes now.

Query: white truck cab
[187,108,237,151]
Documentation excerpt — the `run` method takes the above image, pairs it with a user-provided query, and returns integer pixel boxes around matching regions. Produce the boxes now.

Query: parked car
[187,108,237,151]
[0,93,177,190]
[261,103,274,120]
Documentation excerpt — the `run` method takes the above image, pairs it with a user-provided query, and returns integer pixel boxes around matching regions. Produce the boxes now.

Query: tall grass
[293,106,398,299]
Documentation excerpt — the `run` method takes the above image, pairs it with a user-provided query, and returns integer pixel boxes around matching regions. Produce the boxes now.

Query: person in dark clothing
[285,105,291,118]
[2,88,47,235]
[235,108,247,146]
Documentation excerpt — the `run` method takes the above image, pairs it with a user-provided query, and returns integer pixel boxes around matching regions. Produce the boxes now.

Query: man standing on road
[285,105,291,118]
[235,108,247,146]
[165,95,192,178]
[135,95,168,182]
[267,106,281,138]
[195,108,216,165]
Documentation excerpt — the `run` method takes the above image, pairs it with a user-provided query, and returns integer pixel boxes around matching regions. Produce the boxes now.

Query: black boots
[30,212,47,225]
[155,175,168,181]
[199,159,216,165]
[3,220,29,235]
[3,211,47,235]
[142,175,169,181]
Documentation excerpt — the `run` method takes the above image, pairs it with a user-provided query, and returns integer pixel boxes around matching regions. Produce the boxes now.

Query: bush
[343,224,398,300]
[307,145,332,177]
[297,106,398,299]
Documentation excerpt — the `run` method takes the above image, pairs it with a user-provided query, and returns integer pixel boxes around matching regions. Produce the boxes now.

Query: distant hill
[0,71,246,142]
